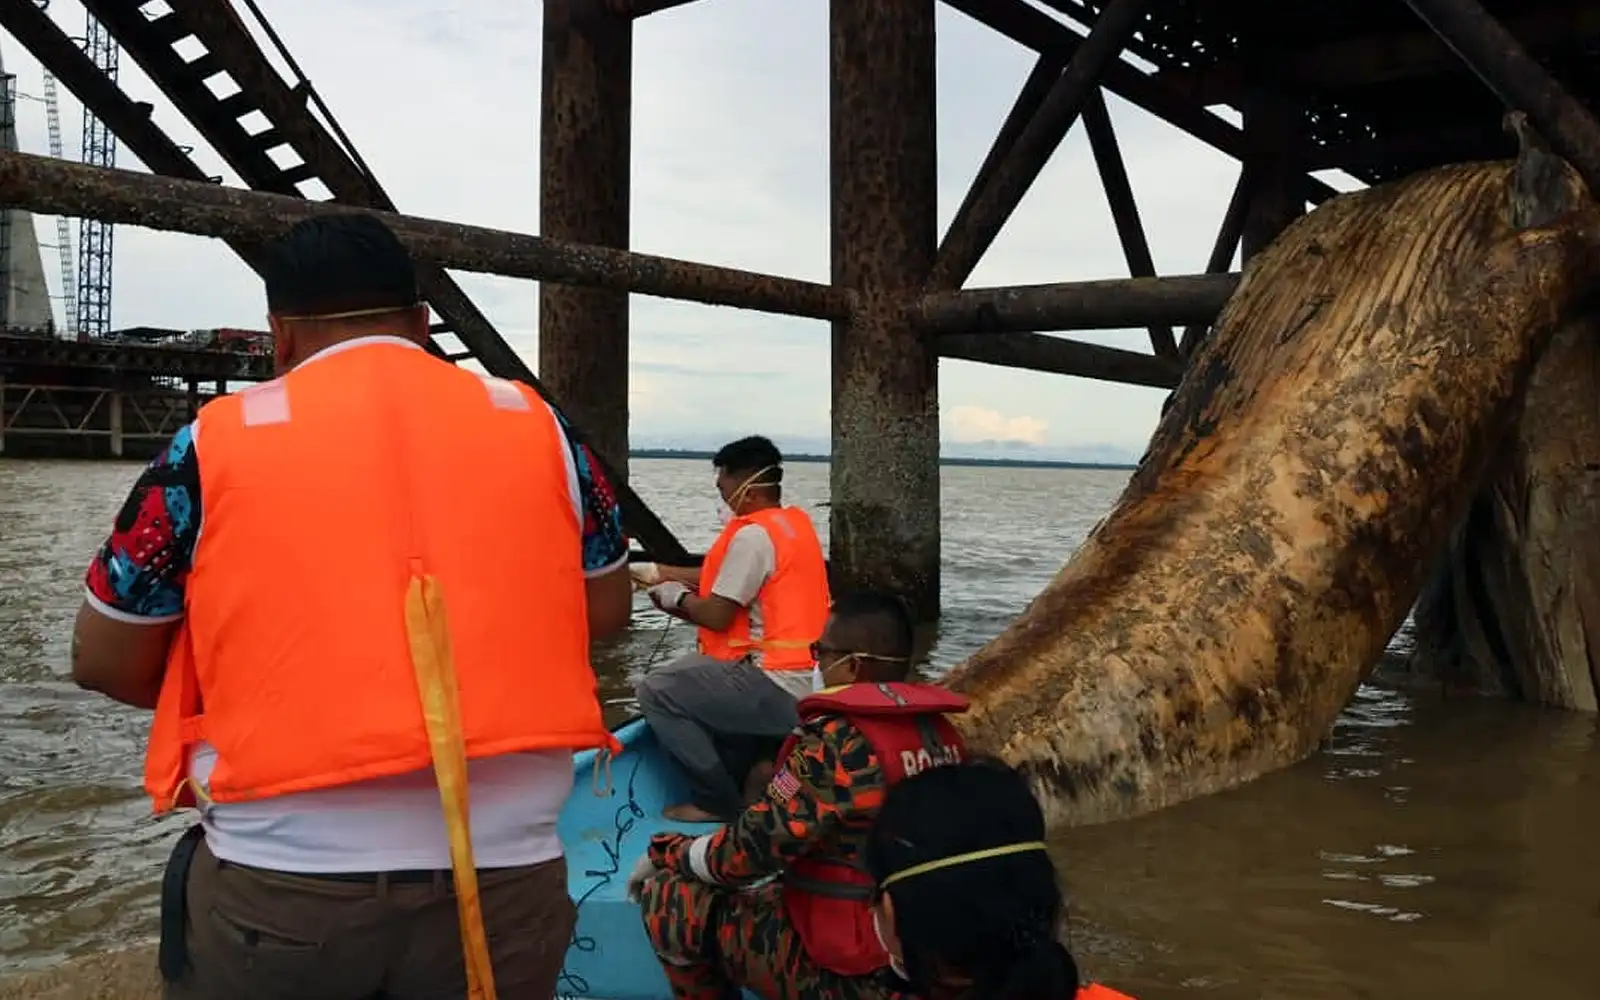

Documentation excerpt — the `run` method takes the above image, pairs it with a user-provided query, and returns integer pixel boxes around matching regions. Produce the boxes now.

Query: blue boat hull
[557,719,721,1000]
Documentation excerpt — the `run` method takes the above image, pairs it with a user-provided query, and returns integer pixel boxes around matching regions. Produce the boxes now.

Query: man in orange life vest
[628,592,967,1000]
[632,436,830,823]
[69,213,631,1000]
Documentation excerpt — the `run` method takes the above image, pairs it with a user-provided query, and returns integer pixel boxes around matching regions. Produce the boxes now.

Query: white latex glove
[629,562,663,587]
[626,851,662,902]
[648,581,690,613]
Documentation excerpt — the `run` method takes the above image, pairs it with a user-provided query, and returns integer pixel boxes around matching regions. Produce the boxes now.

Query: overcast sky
[1,0,1357,461]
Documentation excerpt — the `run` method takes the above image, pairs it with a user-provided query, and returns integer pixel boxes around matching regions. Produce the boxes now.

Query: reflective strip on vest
[240,380,290,426]
[480,375,531,411]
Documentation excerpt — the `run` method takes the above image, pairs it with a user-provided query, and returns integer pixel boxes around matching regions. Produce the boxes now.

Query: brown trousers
[165,839,575,1000]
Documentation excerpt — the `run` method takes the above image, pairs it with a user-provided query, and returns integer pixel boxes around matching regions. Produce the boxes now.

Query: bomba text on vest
[899,743,962,777]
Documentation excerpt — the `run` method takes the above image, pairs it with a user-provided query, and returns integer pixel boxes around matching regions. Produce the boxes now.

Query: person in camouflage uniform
[633,593,927,1000]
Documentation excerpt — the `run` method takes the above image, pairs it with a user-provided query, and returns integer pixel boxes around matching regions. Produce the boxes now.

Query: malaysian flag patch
[769,767,803,801]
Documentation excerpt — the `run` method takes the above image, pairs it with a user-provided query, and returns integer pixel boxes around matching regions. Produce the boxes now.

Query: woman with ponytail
[862,758,1134,1000]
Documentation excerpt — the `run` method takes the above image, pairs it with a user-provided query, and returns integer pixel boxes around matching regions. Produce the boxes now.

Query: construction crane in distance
[40,67,76,336]
[76,9,116,338]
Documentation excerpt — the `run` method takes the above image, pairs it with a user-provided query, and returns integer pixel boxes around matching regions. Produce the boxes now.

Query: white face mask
[715,465,778,528]
[872,907,909,981]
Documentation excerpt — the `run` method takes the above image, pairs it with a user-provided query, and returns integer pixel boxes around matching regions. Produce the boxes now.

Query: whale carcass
[944,121,1600,827]
[1409,308,1600,711]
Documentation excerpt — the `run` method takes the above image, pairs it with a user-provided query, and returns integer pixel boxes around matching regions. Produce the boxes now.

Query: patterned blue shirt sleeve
[83,423,202,621]
[554,412,628,575]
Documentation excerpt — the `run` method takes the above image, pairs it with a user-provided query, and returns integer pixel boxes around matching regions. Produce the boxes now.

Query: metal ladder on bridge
[50,0,687,558]
[79,0,531,379]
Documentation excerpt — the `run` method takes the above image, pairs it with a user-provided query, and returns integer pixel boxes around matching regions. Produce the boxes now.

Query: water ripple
[4,458,1598,1000]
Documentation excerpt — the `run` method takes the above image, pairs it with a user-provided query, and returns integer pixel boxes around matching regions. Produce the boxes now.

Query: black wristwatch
[674,589,689,610]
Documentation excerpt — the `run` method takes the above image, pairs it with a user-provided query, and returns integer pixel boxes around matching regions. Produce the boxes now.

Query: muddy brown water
[1,457,1595,998]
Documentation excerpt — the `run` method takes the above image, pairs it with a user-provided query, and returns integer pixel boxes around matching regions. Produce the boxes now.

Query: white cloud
[0,0,1320,461]
[945,404,1048,445]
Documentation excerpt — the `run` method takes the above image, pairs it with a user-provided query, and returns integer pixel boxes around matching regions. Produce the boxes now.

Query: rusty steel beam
[940,0,1341,205]
[1158,6,1600,100]
[541,1,633,478]
[0,151,853,320]
[939,333,1181,388]
[940,53,1060,270]
[1402,0,1600,193]
[929,0,1155,289]
[1081,89,1175,358]
[1204,168,1255,275]
[1178,164,1253,357]
[830,0,941,619]
[915,273,1239,336]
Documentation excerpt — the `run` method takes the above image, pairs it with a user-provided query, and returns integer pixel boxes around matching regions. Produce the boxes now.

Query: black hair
[829,590,915,664]
[865,758,1080,1000]
[712,435,783,489]
[261,213,420,317]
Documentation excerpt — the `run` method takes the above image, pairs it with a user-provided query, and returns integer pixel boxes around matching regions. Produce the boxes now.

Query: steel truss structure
[0,0,1594,613]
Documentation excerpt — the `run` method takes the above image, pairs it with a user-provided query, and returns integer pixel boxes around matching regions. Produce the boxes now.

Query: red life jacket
[779,681,968,977]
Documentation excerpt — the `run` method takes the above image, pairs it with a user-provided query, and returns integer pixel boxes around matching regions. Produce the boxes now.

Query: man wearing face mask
[633,436,831,823]
[629,592,968,1000]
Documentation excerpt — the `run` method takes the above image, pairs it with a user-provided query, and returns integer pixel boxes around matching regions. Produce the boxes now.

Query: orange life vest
[780,682,968,976]
[696,505,829,671]
[1079,986,1137,999]
[143,339,616,811]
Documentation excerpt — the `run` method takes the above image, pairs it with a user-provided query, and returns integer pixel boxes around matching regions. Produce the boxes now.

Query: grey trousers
[635,653,800,818]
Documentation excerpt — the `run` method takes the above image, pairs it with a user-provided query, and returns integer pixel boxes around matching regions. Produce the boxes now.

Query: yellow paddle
[404,573,498,1000]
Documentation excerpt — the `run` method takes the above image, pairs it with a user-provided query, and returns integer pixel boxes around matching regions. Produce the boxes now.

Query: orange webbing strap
[404,574,498,1000]
[725,637,813,652]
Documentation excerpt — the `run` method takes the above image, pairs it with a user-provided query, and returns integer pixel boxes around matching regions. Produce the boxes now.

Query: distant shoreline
[629,448,1135,471]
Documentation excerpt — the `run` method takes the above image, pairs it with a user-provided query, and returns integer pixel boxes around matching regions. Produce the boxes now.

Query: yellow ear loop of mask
[724,464,779,513]
[878,842,1049,889]
[813,652,909,689]
[405,573,498,1000]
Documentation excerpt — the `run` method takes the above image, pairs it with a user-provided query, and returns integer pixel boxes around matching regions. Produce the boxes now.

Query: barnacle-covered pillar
[828,0,940,618]
[540,0,632,476]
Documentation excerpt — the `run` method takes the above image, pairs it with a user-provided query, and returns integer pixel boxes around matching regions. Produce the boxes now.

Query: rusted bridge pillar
[540,0,632,477]
[828,0,940,620]
[1240,93,1305,262]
